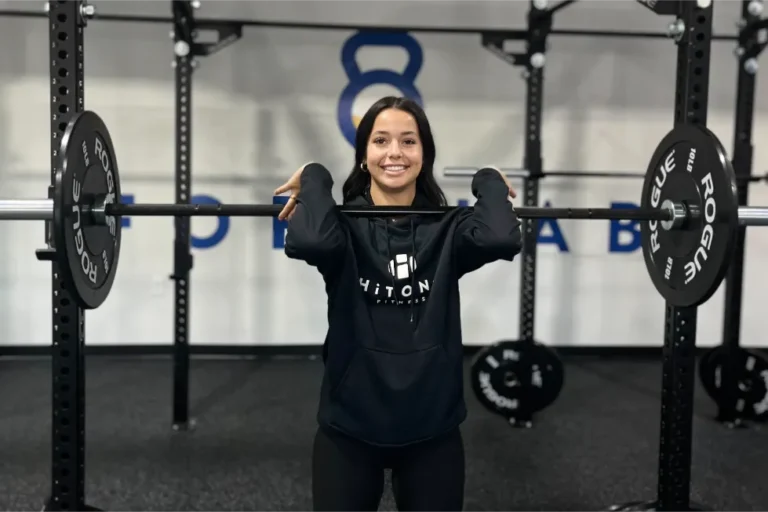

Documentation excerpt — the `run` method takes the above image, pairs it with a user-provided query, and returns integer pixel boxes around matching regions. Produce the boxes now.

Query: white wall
[0,0,765,348]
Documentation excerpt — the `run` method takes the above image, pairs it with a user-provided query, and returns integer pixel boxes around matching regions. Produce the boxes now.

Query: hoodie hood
[344,185,435,209]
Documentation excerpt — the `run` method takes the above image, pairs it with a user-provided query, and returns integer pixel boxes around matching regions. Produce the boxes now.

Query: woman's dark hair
[342,96,447,206]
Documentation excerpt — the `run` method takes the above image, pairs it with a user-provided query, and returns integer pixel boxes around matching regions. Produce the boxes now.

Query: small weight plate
[698,345,768,421]
[470,339,564,419]
[54,111,122,310]
[640,124,738,308]
[698,347,719,402]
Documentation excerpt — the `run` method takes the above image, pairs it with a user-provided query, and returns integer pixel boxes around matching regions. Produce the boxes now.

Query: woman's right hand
[484,165,517,199]
[274,163,311,221]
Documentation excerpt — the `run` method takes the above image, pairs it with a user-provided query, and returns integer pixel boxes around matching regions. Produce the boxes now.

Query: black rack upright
[44,1,88,509]
[170,0,196,431]
[518,2,548,348]
[613,1,714,510]
[168,0,242,430]
[513,3,550,427]
[479,0,565,427]
[657,1,712,508]
[717,0,761,425]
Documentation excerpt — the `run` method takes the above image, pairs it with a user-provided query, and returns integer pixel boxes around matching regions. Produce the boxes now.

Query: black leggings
[311,426,465,511]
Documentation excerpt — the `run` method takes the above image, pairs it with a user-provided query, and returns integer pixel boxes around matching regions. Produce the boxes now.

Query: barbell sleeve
[737,206,768,226]
[0,199,53,220]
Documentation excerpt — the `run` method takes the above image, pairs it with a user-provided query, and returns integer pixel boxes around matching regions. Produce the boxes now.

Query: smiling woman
[342,95,447,207]
[274,95,522,511]
[364,107,424,203]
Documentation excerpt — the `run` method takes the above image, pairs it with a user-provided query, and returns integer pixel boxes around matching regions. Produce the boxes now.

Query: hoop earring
[360,162,368,172]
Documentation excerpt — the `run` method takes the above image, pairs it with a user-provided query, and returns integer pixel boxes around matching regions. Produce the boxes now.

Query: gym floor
[1,354,766,511]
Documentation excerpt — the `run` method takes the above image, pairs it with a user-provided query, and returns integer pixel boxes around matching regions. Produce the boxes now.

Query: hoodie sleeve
[454,167,523,276]
[284,163,347,273]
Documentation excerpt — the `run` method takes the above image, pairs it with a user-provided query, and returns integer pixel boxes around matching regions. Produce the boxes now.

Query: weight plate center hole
[738,379,753,393]
[503,371,519,387]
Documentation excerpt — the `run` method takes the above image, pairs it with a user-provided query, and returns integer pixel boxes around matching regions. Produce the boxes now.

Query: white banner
[0,4,764,347]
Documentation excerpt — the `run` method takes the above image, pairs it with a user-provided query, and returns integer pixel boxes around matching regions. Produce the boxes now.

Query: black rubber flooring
[0,354,766,511]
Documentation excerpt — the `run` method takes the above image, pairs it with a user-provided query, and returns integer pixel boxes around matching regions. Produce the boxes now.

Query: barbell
[443,166,768,183]
[1,111,766,310]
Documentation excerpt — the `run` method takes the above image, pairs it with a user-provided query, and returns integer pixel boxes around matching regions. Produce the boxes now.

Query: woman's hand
[485,165,517,199]
[274,163,312,221]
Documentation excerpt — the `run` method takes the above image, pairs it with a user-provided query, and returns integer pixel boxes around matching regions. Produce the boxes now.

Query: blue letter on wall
[537,200,569,252]
[273,195,289,249]
[609,201,641,253]
[120,194,134,228]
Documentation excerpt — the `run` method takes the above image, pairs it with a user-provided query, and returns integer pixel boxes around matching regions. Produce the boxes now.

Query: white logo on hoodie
[388,253,417,280]
[358,252,431,305]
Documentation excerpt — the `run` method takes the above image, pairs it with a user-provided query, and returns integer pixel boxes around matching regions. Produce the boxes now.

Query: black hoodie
[285,163,522,447]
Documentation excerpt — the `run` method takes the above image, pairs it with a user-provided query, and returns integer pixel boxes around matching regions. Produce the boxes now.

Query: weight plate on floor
[698,345,768,421]
[698,347,719,402]
[54,111,122,310]
[470,339,564,419]
[640,124,738,307]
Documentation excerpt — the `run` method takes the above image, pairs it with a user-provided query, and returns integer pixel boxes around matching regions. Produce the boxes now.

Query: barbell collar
[660,199,687,230]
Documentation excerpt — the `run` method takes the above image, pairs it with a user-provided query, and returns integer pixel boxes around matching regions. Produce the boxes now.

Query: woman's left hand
[485,166,517,199]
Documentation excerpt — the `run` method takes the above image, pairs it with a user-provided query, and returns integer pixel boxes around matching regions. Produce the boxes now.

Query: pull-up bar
[0,9,740,40]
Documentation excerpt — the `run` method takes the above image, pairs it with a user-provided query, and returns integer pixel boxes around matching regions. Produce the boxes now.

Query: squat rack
[3,0,756,434]
[11,0,761,509]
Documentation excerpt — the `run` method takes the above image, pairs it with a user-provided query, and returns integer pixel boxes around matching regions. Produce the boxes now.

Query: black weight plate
[640,124,738,308]
[470,340,564,418]
[699,346,737,404]
[698,347,719,402]
[698,345,768,420]
[54,111,122,310]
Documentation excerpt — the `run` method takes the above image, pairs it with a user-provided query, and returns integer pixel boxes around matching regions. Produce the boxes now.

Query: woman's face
[364,108,424,194]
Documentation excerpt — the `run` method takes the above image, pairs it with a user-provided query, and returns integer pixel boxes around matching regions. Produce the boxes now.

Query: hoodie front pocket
[334,344,461,438]
[330,349,360,399]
